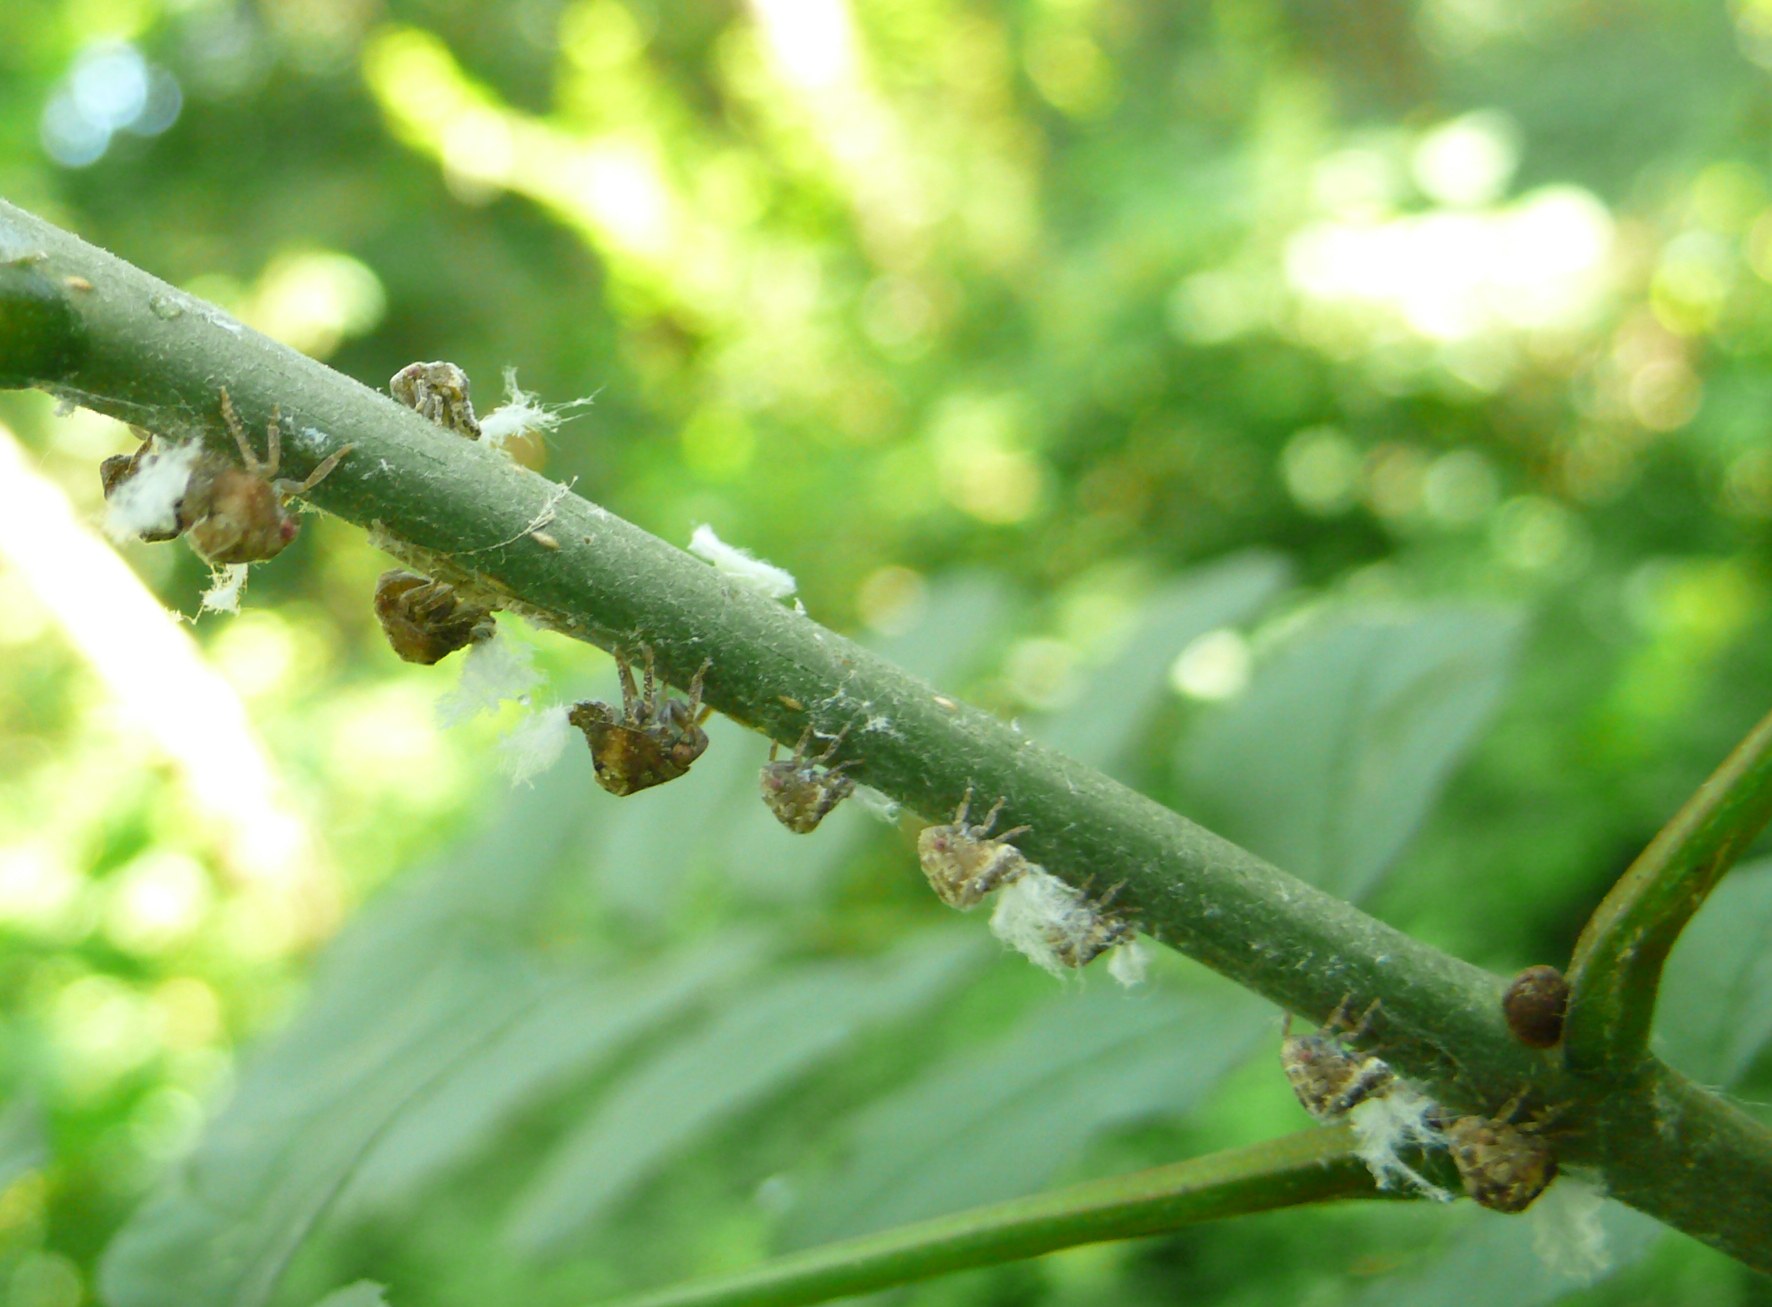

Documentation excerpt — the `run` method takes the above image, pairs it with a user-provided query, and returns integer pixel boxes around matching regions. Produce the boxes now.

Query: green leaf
[867,570,1017,689]
[1179,605,1524,902]
[97,942,547,1307]
[340,932,771,1209]
[599,1129,1379,1307]
[1039,552,1291,771]
[786,985,1267,1247]
[1656,856,1772,1087]
[324,747,595,954]
[505,930,987,1253]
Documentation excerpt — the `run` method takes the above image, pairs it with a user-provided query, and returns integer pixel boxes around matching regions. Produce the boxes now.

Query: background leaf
[506,930,989,1253]
[1339,1197,1663,1307]
[786,984,1268,1247]
[1038,551,1291,770]
[1179,606,1525,902]
[1655,857,1772,1090]
[98,942,547,1307]
[338,932,771,1211]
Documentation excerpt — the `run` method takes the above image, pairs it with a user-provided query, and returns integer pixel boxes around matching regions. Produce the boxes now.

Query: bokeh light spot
[1412,111,1520,208]
[40,41,181,168]
[0,844,81,933]
[1170,629,1252,702]
[244,250,387,357]
[440,108,516,196]
[151,977,224,1051]
[7,1252,82,1307]
[750,0,856,90]
[1282,426,1361,516]
[1024,28,1117,118]
[209,611,301,703]
[1491,495,1587,574]
[1422,449,1500,525]
[70,43,149,128]
[1626,358,1702,432]
[1286,185,1613,348]
[930,395,1044,525]
[855,565,926,635]
[52,974,162,1098]
[103,852,212,956]
[1364,444,1429,520]
[562,0,646,71]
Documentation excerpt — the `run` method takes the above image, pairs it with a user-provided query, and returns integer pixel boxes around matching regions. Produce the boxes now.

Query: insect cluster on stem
[917,788,1143,981]
[372,362,499,665]
[1279,996,1561,1212]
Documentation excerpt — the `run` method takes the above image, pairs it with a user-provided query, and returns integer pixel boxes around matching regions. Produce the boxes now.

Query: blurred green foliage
[2,0,1772,1304]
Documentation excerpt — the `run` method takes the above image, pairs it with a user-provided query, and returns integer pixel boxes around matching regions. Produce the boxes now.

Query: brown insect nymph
[760,725,856,833]
[917,787,1031,909]
[569,651,713,796]
[1441,1094,1559,1213]
[1280,997,1397,1123]
[373,570,496,664]
[1044,888,1137,968]
[390,361,481,438]
[189,389,351,564]
[101,390,351,562]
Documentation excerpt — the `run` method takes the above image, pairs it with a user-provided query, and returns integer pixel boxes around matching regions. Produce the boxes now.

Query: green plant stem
[596,1129,1386,1307]
[0,198,1531,1097]
[1565,706,1772,1077]
[3,200,1772,1272]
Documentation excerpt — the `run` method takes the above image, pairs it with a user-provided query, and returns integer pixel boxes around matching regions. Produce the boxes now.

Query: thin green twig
[1565,706,1772,1077]
[596,1128,1385,1307]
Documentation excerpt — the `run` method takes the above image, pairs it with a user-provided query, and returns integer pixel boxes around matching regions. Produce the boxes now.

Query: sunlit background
[3,2,1772,1305]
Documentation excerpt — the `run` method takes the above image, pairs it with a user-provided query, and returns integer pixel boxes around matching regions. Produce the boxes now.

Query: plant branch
[595,1129,1389,1307]
[4,199,1772,1272]
[1564,706,1772,1076]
